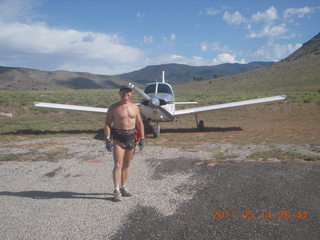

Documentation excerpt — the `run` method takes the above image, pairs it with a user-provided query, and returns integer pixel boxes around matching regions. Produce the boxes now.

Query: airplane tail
[162,70,165,83]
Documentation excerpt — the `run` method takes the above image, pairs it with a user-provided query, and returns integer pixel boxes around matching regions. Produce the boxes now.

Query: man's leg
[113,144,125,190]
[121,148,135,186]
[120,148,135,197]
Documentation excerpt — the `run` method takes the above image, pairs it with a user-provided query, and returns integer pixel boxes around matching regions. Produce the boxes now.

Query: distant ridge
[0,61,273,90]
[0,68,126,90]
[117,62,274,84]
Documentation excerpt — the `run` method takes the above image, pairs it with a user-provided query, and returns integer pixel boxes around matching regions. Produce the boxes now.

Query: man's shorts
[111,128,137,149]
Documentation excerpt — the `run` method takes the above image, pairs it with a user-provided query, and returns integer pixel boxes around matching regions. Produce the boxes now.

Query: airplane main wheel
[152,125,160,138]
[198,120,204,130]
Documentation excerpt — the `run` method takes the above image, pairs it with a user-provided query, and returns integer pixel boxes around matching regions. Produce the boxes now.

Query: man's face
[120,90,132,100]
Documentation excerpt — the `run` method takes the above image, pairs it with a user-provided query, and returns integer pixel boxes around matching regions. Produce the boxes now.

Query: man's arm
[104,106,114,139]
[104,107,114,152]
[135,107,145,140]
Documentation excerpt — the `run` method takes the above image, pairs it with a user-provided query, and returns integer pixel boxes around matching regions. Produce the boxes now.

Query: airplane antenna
[162,70,165,83]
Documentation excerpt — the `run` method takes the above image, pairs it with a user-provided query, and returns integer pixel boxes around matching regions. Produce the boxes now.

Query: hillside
[0,61,273,90]
[0,67,126,90]
[117,62,273,84]
[283,33,320,62]
[177,33,320,102]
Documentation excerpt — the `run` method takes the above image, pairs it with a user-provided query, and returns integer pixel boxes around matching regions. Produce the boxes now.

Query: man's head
[119,85,132,93]
[119,85,133,101]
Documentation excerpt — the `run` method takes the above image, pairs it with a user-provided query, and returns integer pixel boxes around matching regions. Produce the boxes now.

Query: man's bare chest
[114,106,136,120]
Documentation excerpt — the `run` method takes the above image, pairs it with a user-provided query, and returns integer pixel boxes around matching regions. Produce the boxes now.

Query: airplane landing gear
[143,120,161,138]
[152,124,160,138]
[198,120,204,129]
[195,115,205,130]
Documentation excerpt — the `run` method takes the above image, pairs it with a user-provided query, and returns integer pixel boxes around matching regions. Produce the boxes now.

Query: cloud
[152,54,208,66]
[82,33,96,43]
[151,53,245,66]
[0,0,41,22]
[200,42,231,53]
[144,35,154,44]
[0,21,145,74]
[253,41,302,60]
[162,33,176,43]
[223,11,246,25]
[136,11,145,18]
[247,23,289,39]
[283,6,319,19]
[0,0,147,74]
[251,6,278,22]
[212,53,245,65]
[203,8,221,16]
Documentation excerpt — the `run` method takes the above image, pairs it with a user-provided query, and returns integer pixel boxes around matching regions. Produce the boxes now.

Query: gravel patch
[0,137,208,239]
[0,137,319,239]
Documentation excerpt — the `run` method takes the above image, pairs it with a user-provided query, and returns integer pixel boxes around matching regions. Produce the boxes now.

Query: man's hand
[105,140,113,152]
[138,139,145,152]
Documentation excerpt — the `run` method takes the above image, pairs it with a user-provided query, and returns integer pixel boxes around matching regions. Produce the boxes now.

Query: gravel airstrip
[1,137,319,239]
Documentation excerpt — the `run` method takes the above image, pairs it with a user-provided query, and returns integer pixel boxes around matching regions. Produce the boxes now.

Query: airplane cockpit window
[157,84,173,94]
[144,84,156,94]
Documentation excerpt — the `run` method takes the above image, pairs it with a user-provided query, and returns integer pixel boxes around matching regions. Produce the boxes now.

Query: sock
[120,184,126,190]
[115,187,120,192]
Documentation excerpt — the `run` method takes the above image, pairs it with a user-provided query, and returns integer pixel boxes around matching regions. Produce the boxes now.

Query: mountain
[0,67,127,90]
[117,62,274,84]
[0,61,273,90]
[282,33,320,62]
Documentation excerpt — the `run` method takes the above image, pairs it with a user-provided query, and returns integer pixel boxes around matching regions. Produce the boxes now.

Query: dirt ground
[147,102,320,147]
[1,102,319,163]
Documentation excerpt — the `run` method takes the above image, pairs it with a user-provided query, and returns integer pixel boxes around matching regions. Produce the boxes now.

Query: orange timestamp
[210,210,308,220]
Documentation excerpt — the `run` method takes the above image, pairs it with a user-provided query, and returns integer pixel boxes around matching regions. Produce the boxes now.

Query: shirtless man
[104,85,145,202]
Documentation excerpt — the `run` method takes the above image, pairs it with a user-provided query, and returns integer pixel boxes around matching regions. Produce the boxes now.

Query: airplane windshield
[144,83,173,95]
[157,84,173,94]
[144,84,156,94]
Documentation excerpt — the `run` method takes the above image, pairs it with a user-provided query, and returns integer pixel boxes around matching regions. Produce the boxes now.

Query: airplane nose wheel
[152,124,160,138]
[143,120,161,138]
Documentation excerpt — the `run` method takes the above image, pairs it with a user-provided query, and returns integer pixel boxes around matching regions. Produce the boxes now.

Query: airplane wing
[34,102,108,113]
[174,102,198,105]
[174,95,286,116]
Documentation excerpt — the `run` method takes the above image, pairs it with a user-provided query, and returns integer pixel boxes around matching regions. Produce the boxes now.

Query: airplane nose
[149,97,160,108]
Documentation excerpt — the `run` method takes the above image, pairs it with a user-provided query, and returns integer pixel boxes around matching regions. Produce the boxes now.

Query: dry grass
[1,102,319,146]
[146,102,320,146]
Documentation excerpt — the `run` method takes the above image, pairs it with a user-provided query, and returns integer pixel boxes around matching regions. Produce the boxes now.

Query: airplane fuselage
[140,82,176,122]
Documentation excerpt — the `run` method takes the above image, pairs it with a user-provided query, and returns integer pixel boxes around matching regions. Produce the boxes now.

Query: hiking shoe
[113,190,121,202]
[120,188,132,197]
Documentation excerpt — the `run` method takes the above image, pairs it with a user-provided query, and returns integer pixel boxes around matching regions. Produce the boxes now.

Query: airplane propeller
[128,83,175,121]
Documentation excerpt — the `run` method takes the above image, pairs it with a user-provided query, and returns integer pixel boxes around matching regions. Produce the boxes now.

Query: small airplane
[34,71,286,137]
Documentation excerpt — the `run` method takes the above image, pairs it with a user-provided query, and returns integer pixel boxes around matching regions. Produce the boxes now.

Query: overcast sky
[0,0,319,75]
